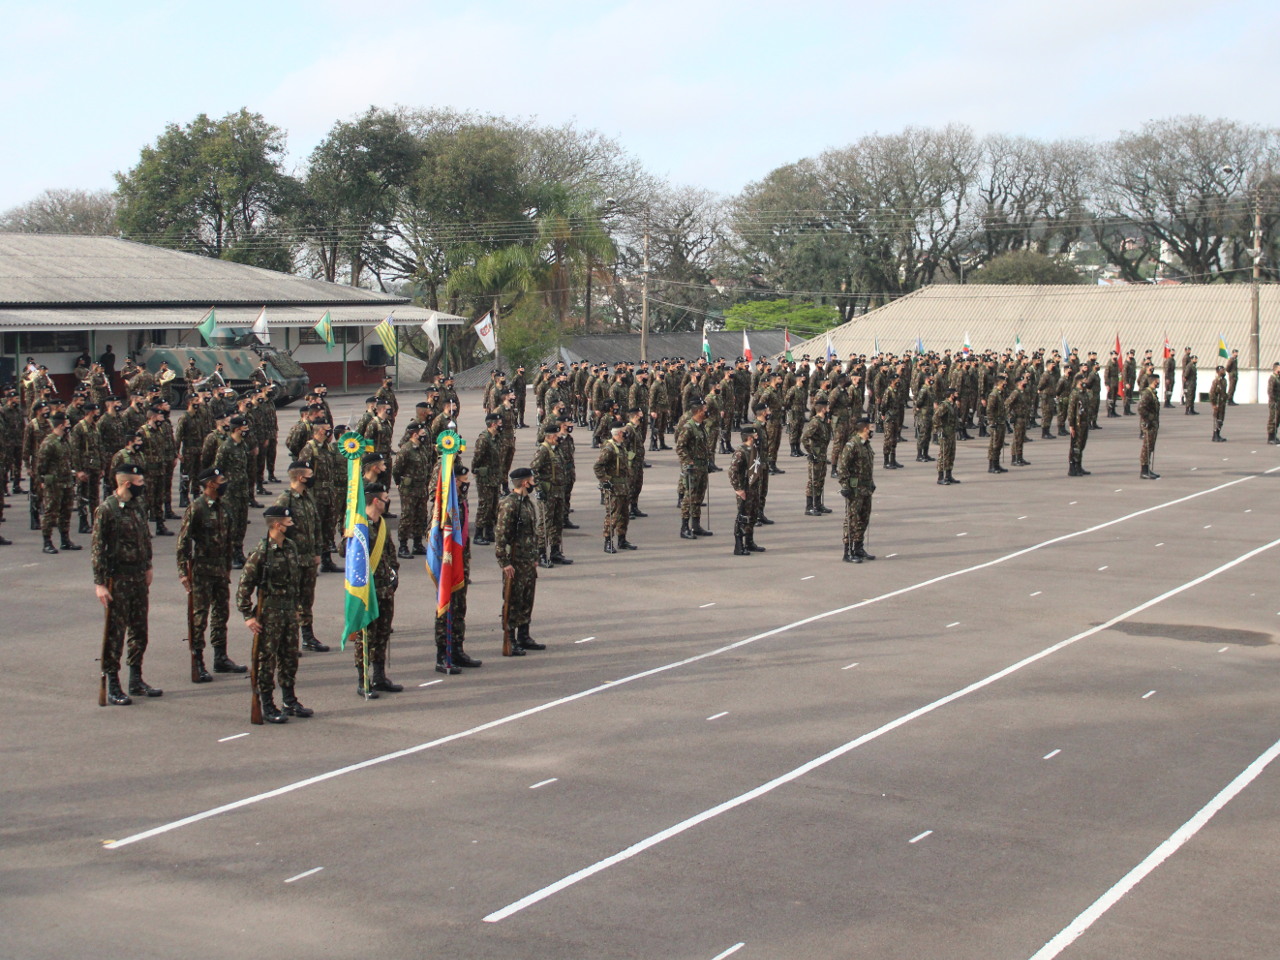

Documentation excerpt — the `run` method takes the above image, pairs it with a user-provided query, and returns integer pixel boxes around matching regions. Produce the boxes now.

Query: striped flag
[783,327,792,362]
[742,330,752,363]
[1115,333,1125,400]
[251,306,269,344]
[1217,335,1229,359]
[196,307,218,346]
[374,314,398,357]
[425,432,468,617]
[314,311,335,352]
[701,324,712,363]
[340,432,380,647]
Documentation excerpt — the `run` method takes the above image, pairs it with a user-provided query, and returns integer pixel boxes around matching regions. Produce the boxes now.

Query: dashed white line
[946,621,960,628]
[218,733,249,743]
[1155,542,1164,547]
[909,830,933,844]
[1114,489,1123,493]
[1245,509,1252,513]
[418,679,443,688]
[1218,647,1229,653]
[710,944,745,960]
[1069,501,1078,505]
[956,532,968,537]
[1098,565,1108,571]
[1043,749,1061,760]
[707,711,729,721]
[800,575,815,580]
[283,867,323,884]
[1204,524,1212,529]
[1030,591,1042,597]
[1017,516,1028,520]
[886,553,898,558]
[1142,690,1156,699]
[574,637,596,644]
[529,778,558,790]
[841,662,860,671]
[699,603,716,609]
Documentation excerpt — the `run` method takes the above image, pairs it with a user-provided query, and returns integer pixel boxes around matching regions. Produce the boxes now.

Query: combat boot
[946,470,961,484]
[937,472,949,485]
[355,664,379,698]
[890,455,904,469]
[300,625,330,653]
[42,537,57,554]
[1057,425,1068,436]
[746,532,765,553]
[154,519,173,537]
[604,536,616,554]
[805,496,818,516]
[59,533,82,550]
[452,642,482,668]
[473,526,493,545]
[320,552,340,573]
[260,692,289,723]
[978,422,988,438]
[630,505,647,518]
[370,662,403,692]
[1041,426,1053,439]
[691,523,713,537]
[790,442,803,458]
[78,512,91,534]
[212,646,247,673]
[413,539,426,555]
[618,537,637,550]
[769,461,784,475]
[1268,435,1279,445]
[11,478,24,495]
[164,505,180,520]
[0,532,10,546]
[993,460,1007,474]
[192,652,213,683]
[538,549,554,568]
[817,497,832,515]
[281,686,313,717]
[854,542,875,561]
[989,459,998,474]
[757,512,773,525]
[549,550,573,565]
[733,532,749,556]
[516,624,546,651]
[843,541,856,562]
[680,519,695,540]
[127,665,163,697]
[397,541,413,559]
[105,672,132,705]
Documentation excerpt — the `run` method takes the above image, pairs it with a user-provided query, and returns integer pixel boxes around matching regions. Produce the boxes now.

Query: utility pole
[1251,190,1262,401]
[640,216,650,363]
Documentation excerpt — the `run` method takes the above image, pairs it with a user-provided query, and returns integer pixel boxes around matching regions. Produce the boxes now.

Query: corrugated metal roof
[790,283,1280,364]
[0,234,409,307]
[0,302,460,332]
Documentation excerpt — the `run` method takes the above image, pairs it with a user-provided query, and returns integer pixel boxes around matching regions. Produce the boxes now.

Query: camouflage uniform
[214,436,251,558]
[529,439,567,558]
[175,491,233,657]
[92,491,153,672]
[800,413,832,507]
[623,420,645,513]
[36,431,75,540]
[838,432,875,547]
[470,429,502,535]
[495,489,539,627]
[1138,384,1160,470]
[1209,372,1228,438]
[728,439,765,552]
[276,487,321,635]
[676,416,712,531]
[351,515,399,667]
[392,439,433,550]
[70,417,104,528]
[1268,371,1280,442]
[985,386,1007,467]
[1067,386,1090,474]
[935,399,958,478]
[236,535,300,697]
[177,404,211,501]
[592,435,631,545]
[1007,386,1029,464]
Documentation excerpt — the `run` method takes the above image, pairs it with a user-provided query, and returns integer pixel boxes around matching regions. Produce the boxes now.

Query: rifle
[178,469,189,508]
[184,560,199,683]
[28,485,39,531]
[249,598,263,725]
[98,577,113,707]
[501,569,514,658]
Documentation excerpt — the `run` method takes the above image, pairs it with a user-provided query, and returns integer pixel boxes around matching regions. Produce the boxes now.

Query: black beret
[416,401,432,409]
[197,467,225,484]
[288,460,312,472]
[485,413,501,424]
[83,402,99,411]
[365,396,378,404]
[116,463,144,476]
[454,465,469,477]
[314,383,327,389]
[855,417,873,426]
[610,421,626,432]
[740,424,758,436]
[263,505,291,520]
[361,452,385,466]
[510,466,534,481]
[229,416,248,427]
[364,482,388,496]
[49,412,67,424]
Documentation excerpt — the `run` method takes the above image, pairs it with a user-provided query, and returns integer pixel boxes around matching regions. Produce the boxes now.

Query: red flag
[1115,333,1124,400]
[1162,334,1171,360]
[742,330,753,363]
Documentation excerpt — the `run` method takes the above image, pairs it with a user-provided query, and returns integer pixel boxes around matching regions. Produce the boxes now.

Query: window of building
[3,331,90,354]
[298,325,361,345]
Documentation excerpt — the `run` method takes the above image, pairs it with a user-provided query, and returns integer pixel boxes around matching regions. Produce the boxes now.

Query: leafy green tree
[115,109,297,268]
[722,299,839,335]
[0,189,118,235]
[969,250,1084,285]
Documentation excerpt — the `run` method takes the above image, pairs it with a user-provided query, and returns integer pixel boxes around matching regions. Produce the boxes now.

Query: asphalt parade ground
[2,393,1278,960]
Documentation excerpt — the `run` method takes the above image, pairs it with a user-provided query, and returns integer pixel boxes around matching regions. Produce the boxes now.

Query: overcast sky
[1,0,1275,212]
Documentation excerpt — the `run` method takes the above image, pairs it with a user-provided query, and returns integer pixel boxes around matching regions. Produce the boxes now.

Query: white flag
[421,316,441,349]
[252,306,269,344]
[742,329,752,363]
[474,312,496,354]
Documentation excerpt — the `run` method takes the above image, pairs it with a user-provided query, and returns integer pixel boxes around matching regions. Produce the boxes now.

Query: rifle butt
[249,601,263,725]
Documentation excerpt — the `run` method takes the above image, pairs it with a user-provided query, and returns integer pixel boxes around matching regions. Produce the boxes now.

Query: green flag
[315,311,335,353]
[1217,335,1229,359]
[196,308,218,345]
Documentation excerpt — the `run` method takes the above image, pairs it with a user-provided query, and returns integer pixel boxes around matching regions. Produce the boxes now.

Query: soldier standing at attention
[1162,351,1177,408]
[1008,374,1032,467]
[70,402,104,533]
[1067,374,1092,477]
[496,466,544,655]
[177,467,249,680]
[92,463,159,704]
[37,412,81,554]
[1123,349,1138,415]
[593,421,635,554]
[301,421,341,573]
[392,422,432,557]
[497,390,518,489]
[471,413,502,545]
[936,388,960,485]
[352,483,402,696]
[676,397,713,540]
[914,374,936,462]
[529,421,572,567]
[237,505,310,723]
[1209,365,1229,442]
[511,365,528,428]
[985,373,1009,474]
[1183,355,1199,415]
[838,417,876,563]
[785,374,808,458]
[801,397,832,516]
[215,415,253,567]
[729,424,766,556]
[1267,363,1280,445]
[881,373,905,469]
[624,406,648,518]
[1139,372,1161,480]
[276,460,329,655]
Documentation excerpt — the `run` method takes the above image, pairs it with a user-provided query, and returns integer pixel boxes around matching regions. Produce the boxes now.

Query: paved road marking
[1043,749,1061,760]
[886,553,898,558]
[1204,524,1212,529]
[707,712,728,721]
[1155,542,1164,547]
[418,680,443,688]
[1069,501,1078,505]
[1218,647,1229,653]
[699,603,716,609]
[800,576,815,580]
[956,532,968,537]
[1098,566,1108,571]
[481,537,1280,923]
[218,733,249,743]
[1030,591,1042,597]
[1026,734,1280,960]
[529,779,558,790]
[1018,516,1028,520]
[710,944,745,960]
[105,476,1274,851]
[574,637,596,644]
[1245,509,1252,513]
[909,830,933,844]
[1142,690,1156,699]
[946,622,960,628]
[841,662,859,671]
[283,867,323,883]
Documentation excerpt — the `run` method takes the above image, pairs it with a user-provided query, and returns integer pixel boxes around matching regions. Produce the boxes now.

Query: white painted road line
[418,680,443,688]
[886,553,898,558]
[1069,501,1078,505]
[283,867,323,884]
[1219,647,1229,653]
[574,637,596,644]
[1098,566,1108,571]
[956,532,968,537]
[1027,734,1280,960]
[1043,749,1061,760]
[1142,690,1156,699]
[218,733,249,743]
[105,476,1275,851]
[483,537,1280,923]
[1017,516,1028,520]
[800,575,815,580]
[1155,542,1164,547]
[710,944,745,960]
[1030,591,1042,597]
[841,662,859,671]
[909,830,933,844]
[707,712,728,721]
[699,603,716,609]
[529,779,558,790]
[946,622,960,628]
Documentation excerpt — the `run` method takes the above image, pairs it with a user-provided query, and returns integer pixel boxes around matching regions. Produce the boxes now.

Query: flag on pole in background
[701,324,712,363]
[962,331,971,355]
[474,312,496,354]
[742,330,752,363]
[251,306,269,344]
[1015,334,1023,353]
[1061,332,1070,357]
[874,336,881,354]
[784,327,793,362]
[314,311,335,352]
[422,315,440,350]
[425,430,468,617]
[339,431,380,648]
[917,335,925,354]
[825,331,835,363]
[196,307,218,346]
[1162,333,1172,360]
[1217,335,1229,359]
[374,314,398,357]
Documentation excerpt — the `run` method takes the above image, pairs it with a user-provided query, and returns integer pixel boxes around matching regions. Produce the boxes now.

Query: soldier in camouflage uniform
[1209,365,1229,442]
[1267,363,1280,445]
[176,389,211,507]
[784,374,809,458]
[392,421,433,557]
[985,373,1009,474]
[914,374,936,462]
[215,415,253,566]
[277,460,329,653]
[471,414,503,545]
[37,413,81,554]
[838,417,877,563]
[432,464,482,673]
[936,388,960,485]
[1008,374,1031,467]
[237,504,309,724]
[529,421,572,566]
[69,402,104,533]
[881,374,905,469]
[2,389,25,498]
[800,398,832,516]
[1066,373,1091,477]
[1038,361,1060,439]
[497,390,518,490]
[495,467,543,655]
[139,406,173,537]
[92,463,159,705]
[1138,372,1162,479]
[300,420,341,572]
[676,397,713,539]
[352,483,402,695]
[176,467,248,680]
[593,421,634,554]
[729,424,766,556]
[624,407,648,518]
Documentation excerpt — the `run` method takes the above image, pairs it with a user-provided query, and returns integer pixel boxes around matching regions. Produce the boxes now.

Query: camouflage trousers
[806,458,827,498]
[226,494,249,554]
[843,489,872,544]
[1140,423,1159,467]
[788,412,805,447]
[182,448,203,499]
[916,416,933,457]
[1071,424,1090,462]
[603,481,631,539]
[436,584,468,646]
[41,477,72,537]
[476,481,500,529]
[162,462,175,513]
[254,605,298,695]
[296,562,318,628]
[499,444,515,483]
[652,411,669,442]
[936,434,957,473]
[1269,402,1279,438]
[398,483,428,542]
[101,573,149,673]
[79,471,101,526]
[707,421,721,467]
[830,418,852,470]
[882,419,901,459]
[630,461,644,508]
[734,492,759,538]
[147,466,165,520]
[987,423,1006,461]
[1212,403,1227,429]
[190,575,230,652]
[504,561,538,628]
[536,494,565,554]
[1040,394,1056,425]
[679,467,708,524]
[766,421,783,462]
[353,592,395,665]
[1010,419,1027,461]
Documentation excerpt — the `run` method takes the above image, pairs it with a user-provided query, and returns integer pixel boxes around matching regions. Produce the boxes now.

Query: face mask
[211,485,226,500]
[303,476,316,489]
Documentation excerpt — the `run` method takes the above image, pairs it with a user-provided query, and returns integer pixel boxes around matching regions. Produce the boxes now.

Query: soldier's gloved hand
[868,482,877,493]
[600,481,612,491]
[841,488,855,500]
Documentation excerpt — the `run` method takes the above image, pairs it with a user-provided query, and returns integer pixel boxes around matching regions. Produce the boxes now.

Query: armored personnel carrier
[137,338,309,407]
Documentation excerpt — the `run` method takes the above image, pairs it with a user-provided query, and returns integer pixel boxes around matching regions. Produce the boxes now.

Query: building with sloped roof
[0,234,462,393]
[788,283,1280,402]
